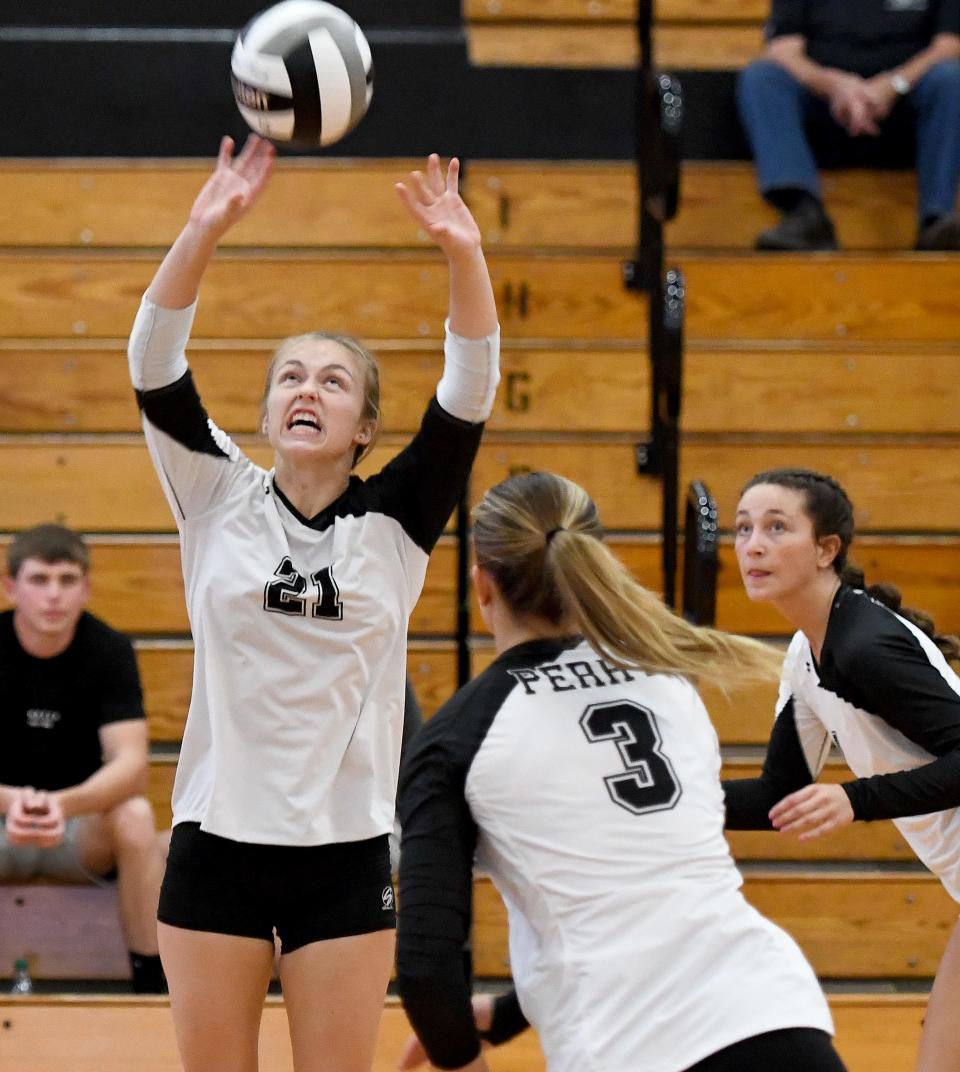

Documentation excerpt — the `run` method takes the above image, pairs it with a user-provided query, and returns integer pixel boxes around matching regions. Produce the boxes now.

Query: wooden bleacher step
[7,436,960,532]
[0,252,957,343]
[8,341,960,436]
[467,162,928,252]
[0,161,937,253]
[0,160,433,249]
[0,995,928,1072]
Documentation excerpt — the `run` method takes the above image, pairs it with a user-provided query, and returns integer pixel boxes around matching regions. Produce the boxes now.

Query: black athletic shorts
[158,822,396,954]
[685,1028,848,1072]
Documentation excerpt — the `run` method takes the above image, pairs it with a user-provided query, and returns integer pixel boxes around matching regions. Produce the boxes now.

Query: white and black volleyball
[231,0,373,149]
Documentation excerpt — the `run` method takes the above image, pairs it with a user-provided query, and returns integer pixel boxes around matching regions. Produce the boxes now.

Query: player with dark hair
[396,471,846,1072]
[727,467,960,1072]
[127,135,499,1072]
[1,524,166,993]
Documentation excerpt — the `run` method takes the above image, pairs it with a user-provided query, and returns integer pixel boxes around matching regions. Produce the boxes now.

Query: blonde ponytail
[474,472,780,689]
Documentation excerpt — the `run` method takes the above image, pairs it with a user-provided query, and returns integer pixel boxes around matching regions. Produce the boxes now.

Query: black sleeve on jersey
[481,989,530,1046]
[397,658,525,1070]
[135,371,228,458]
[396,727,482,1070]
[828,627,960,821]
[722,699,815,829]
[367,397,484,554]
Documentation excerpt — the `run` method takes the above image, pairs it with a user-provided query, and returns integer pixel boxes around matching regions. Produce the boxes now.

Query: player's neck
[774,573,842,663]
[273,455,352,520]
[491,607,575,656]
[12,611,77,659]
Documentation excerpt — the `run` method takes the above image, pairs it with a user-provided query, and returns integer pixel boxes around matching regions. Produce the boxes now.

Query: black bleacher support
[682,481,719,627]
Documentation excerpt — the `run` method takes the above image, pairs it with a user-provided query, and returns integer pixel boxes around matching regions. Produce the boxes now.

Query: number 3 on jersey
[264,557,343,620]
[580,700,682,815]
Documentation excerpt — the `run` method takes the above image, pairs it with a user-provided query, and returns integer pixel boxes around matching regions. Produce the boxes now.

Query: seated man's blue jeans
[737,58,960,223]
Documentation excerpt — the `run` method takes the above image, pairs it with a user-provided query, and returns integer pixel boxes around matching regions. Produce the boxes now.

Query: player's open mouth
[287,410,322,432]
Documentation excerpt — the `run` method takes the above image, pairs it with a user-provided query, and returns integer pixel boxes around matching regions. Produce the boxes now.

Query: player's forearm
[55,755,148,819]
[446,245,498,341]
[145,221,220,311]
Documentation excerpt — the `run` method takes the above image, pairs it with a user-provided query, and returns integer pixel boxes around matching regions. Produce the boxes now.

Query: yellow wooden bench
[1,252,958,342]
[7,339,960,436]
[6,436,960,532]
[0,994,929,1072]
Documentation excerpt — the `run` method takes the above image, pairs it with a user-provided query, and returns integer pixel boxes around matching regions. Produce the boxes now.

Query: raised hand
[396,154,482,262]
[188,134,277,241]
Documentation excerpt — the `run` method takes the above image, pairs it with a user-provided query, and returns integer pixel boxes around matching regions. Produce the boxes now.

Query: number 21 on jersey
[580,700,682,815]
[263,556,343,620]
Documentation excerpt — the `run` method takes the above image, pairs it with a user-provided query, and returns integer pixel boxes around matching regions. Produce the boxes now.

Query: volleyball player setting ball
[396,472,849,1072]
[126,6,500,1067]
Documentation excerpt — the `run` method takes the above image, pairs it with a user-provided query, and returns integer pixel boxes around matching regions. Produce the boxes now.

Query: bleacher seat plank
[9,341,960,436]
[473,871,956,978]
[0,161,429,249]
[468,162,923,251]
[464,0,767,22]
[1,253,957,343]
[0,343,649,435]
[0,998,544,1072]
[10,439,960,533]
[0,536,457,637]
[0,253,648,342]
[0,996,928,1072]
[139,641,458,745]
[466,22,761,69]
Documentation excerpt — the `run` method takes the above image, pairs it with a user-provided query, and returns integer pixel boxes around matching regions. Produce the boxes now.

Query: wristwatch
[889,72,911,95]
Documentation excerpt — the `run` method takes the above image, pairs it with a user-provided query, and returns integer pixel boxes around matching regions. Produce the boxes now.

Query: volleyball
[231,1,374,150]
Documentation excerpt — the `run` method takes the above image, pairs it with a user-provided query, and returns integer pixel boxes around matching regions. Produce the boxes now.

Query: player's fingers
[426,153,445,195]
[445,157,461,195]
[408,169,435,205]
[235,133,263,169]
[217,136,235,170]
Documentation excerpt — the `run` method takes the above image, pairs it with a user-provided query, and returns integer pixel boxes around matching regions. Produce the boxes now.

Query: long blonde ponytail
[473,471,780,687]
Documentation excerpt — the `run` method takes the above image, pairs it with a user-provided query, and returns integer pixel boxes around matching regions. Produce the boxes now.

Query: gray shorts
[0,817,111,884]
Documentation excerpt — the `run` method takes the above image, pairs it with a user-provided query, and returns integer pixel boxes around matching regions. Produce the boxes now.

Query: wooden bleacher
[1,149,957,1071]
[463,0,766,69]
[0,994,929,1072]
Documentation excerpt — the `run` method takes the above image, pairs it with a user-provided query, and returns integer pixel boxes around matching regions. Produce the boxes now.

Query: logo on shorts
[381,885,395,911]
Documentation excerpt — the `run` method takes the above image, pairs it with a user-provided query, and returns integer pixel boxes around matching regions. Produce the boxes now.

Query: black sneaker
[755,204,838,252]
[916,211,960,251]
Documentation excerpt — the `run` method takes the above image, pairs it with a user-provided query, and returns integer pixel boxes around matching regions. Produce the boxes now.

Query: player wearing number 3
[395,472,848,1072]
[126,134,499,1072]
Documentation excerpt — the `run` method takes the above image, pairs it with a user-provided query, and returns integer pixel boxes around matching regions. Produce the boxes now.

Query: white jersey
[397,637,832,1072]
[726,586,960,900]
[130,300,493,846]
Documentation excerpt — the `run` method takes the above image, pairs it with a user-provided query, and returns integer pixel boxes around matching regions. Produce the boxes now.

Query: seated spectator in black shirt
[0,524,166,993]
[739,0,960,250]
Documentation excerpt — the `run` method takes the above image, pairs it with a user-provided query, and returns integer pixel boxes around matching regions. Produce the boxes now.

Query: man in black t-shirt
[739,0,960,250]
[0,524,166,993]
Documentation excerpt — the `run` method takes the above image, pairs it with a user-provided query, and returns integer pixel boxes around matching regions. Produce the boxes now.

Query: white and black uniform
[724,585,960,902]
[129,296,498,848]
[397,637,834,1072]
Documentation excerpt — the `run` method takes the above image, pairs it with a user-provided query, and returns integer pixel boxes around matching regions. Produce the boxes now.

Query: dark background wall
[0,1,750,159]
